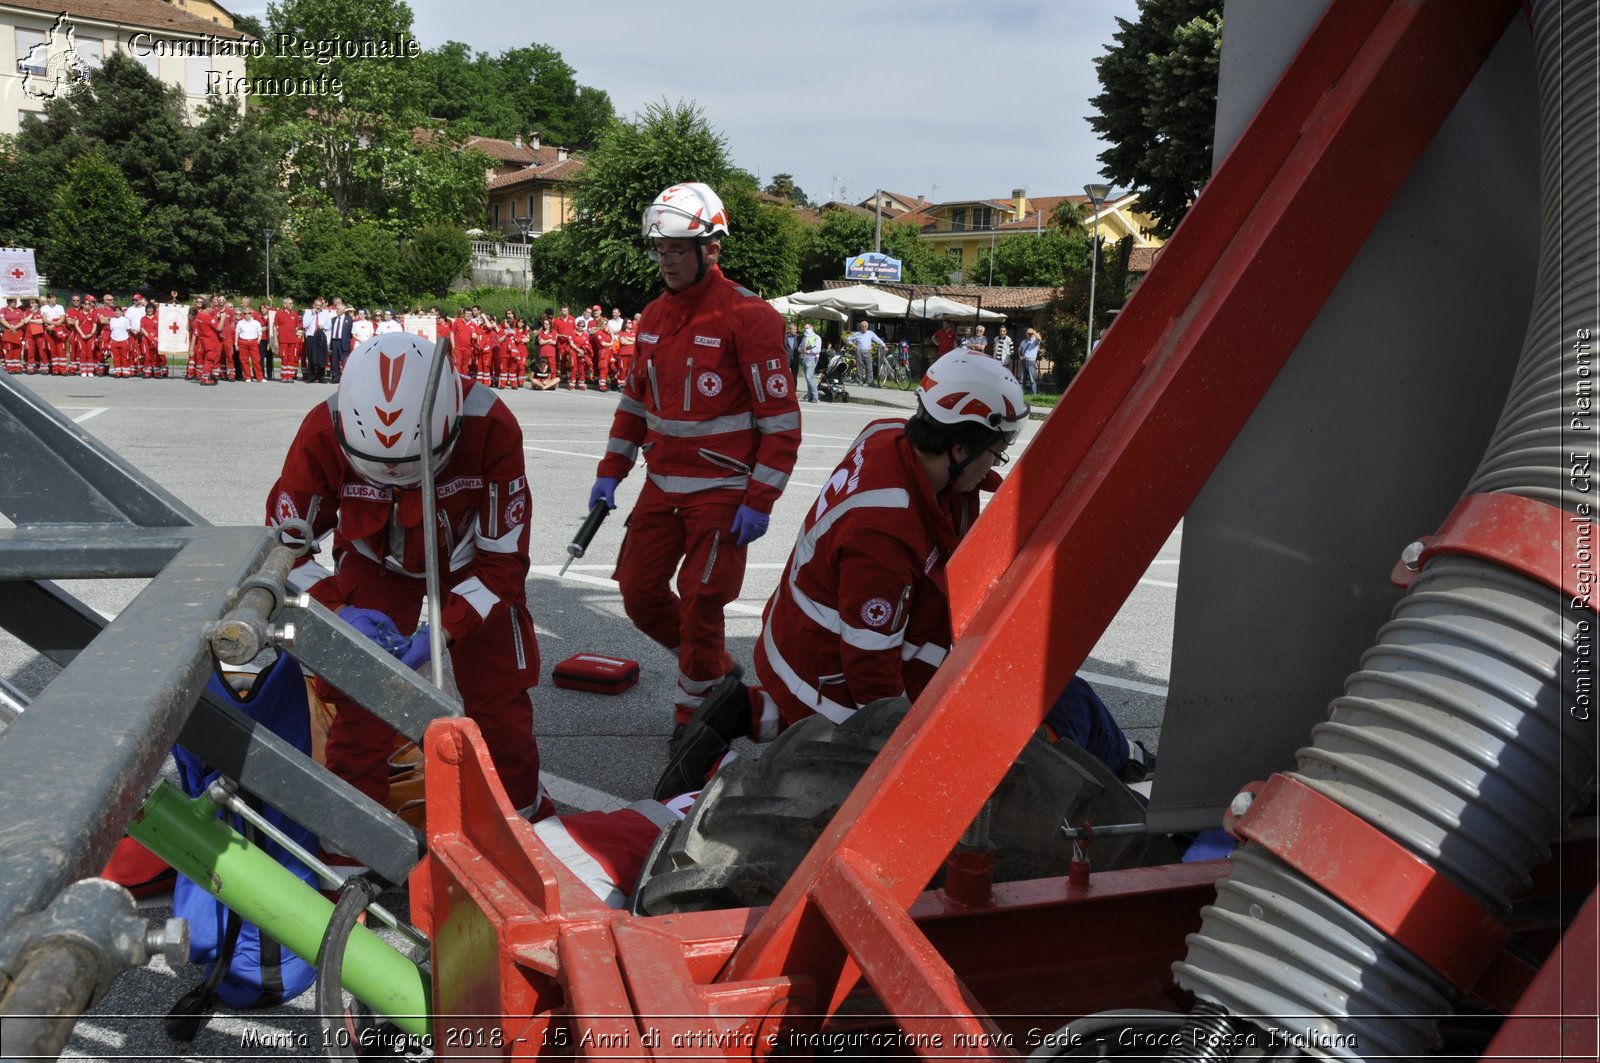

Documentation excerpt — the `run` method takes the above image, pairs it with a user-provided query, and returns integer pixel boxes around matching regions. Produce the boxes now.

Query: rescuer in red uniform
[266,332,547,819]
[275,297,303,382]
[589,181,801,730]
[656,351,1028,794]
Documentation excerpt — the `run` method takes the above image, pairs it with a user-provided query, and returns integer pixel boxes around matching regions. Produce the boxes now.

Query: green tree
[880,220,950,285]
[559,99,740,310]
[717,175,802,298]
[1088,0,1221,237]
[526,227,574,302]
[279,208,400,307]
[181,96,288,292]
[969,228,1091,288]
[251,0,486,230]
[764,172,810,208]
[44,153,149,290]
[418,41,614,148]
[796,209,871,290]
[398,224,471,296]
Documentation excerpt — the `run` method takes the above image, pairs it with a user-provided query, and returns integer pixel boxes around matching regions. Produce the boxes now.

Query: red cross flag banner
[0,247,39,297]
[403,313,437,342]
[158,302,189,354]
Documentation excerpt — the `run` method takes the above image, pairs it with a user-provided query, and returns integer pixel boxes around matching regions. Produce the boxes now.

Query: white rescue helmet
[915,350,1029,444]
[641,182,730,244]
[336,332,463,488]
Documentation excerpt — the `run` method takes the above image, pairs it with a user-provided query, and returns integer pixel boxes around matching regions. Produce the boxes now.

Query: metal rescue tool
[559,501,610,576]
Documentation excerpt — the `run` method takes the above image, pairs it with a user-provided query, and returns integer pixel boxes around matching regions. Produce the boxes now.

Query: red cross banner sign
[0,248,39,297]
[403,313,438,342]
[158,302,190,354]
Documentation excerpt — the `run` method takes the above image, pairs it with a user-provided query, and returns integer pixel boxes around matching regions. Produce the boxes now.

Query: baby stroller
[816,348,852,403]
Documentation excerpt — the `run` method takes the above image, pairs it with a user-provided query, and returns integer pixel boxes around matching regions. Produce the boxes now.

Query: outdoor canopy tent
[902,295,1006,322]
[768,296,848,322]
[783,285,910,317]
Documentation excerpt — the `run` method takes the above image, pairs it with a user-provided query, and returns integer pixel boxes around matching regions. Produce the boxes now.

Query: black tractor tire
[630,699,1177,916]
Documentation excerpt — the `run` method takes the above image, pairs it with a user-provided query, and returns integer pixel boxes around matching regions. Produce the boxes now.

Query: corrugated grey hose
[1170,0,1600,1059]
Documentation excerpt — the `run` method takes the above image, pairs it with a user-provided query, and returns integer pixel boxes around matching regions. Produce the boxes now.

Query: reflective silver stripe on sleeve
[288,562,333,594]
[474,524,522,555]
[646,471,749,494]
[451,576,500,620]
[645,411,756,437]
[462,385,495,416]
[532,818,626,908]
[787,581,905,652]
[900,640,949,668]
[761,623,861,725]
[755,412,801,434]
[606,437,640,462]
[791,488,911,573]
[751,464,789,491]
[749,363,766,402]
[618,394,648,417]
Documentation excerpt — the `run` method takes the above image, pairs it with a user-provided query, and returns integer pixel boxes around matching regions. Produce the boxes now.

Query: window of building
[950,207,967,232]
[492,202,501,227]
[132,41,161,77]
[973,207,992,230]
[16,28,47,76]
[185,56,209,95]
[75,35,105,69]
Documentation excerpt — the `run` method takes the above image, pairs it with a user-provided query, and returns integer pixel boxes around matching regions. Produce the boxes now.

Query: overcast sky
[238,0,1142,206]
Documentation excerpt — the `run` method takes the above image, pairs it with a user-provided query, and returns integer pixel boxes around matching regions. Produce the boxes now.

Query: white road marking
[72,408,108,423]
[1079,670,1169,697]
[1139,577,1178,589]
[543,772,628,812]
[525,445,606,460]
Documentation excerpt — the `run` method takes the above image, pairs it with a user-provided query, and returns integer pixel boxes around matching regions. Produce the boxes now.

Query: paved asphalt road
[0,371,1179,1061]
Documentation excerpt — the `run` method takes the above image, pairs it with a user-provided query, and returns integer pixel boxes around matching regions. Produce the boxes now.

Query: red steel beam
[725,0,1522,1028]
[1483,887,1599,1063]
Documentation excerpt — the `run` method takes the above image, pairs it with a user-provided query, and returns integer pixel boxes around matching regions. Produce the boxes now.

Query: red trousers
[238,339,263,380]
[562,340,589,385]
[311,559,542,810]
[279,340,302,381]
[194,339,220,379]
[109,339,131,376]
[613,481,747,723]
[2,337,22,373]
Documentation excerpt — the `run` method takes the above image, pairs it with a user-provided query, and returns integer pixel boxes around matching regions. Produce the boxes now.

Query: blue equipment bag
[168,655,319,1027]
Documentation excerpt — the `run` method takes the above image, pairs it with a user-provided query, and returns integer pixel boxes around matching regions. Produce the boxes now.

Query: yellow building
[909,189,1165,280]
[478,134,584,240]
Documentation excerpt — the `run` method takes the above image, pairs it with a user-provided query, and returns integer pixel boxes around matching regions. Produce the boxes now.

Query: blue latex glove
[589,476,619,511]
[729,504,769,546]
[399,623,432,671]
[339,606,407,657]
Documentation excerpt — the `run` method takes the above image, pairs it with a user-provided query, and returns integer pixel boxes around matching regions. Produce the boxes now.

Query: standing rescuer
[589,181,802,730]
[267,333,548,822]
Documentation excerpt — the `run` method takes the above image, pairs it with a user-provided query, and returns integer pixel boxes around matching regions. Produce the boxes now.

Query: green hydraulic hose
[127,780,432,1038]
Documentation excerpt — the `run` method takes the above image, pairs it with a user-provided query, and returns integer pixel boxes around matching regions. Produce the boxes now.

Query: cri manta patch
[693,335,722,347]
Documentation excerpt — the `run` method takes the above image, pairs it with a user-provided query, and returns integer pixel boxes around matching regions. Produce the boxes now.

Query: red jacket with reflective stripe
[265,381,533,643]
[597,265,800,513]
[754,419,989,728]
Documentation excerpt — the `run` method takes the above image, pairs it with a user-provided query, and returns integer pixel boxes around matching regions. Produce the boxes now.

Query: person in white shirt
[990,325,1014,369]
[800,323,822,402]
[350,308,375,345]
[607,308,624,338]
[375,310,402,335]
[106,307,133,379]
[303,299,327,383]
[235,311,265,381]
[964,324,988,355]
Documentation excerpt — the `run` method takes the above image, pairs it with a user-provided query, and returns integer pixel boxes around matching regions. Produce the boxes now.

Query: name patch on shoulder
[436,476,484,498]
[693,335,722,348]
[639,332,660,344]
[342,483,391,502]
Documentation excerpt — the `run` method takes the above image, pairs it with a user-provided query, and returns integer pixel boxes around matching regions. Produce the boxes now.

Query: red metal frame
[725,0,1521,1026]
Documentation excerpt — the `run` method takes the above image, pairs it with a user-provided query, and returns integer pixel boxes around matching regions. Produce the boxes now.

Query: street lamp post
[1083,182,1110,363]
[261,229,273,301]
[513,216,535,290]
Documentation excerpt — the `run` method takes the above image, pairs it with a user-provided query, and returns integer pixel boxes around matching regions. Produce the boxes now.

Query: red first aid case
[552,653,641,695]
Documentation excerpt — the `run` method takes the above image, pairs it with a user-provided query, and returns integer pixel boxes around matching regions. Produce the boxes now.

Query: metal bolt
[273,622,296,649]
[1400,540,1426,570]
[1229,791,1255,818]
[296,592,312,609]
[146,917,189,966]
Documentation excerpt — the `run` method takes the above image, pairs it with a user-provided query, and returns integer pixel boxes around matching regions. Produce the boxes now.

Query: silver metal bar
[205,781,429,953]
[417,335,450,690]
